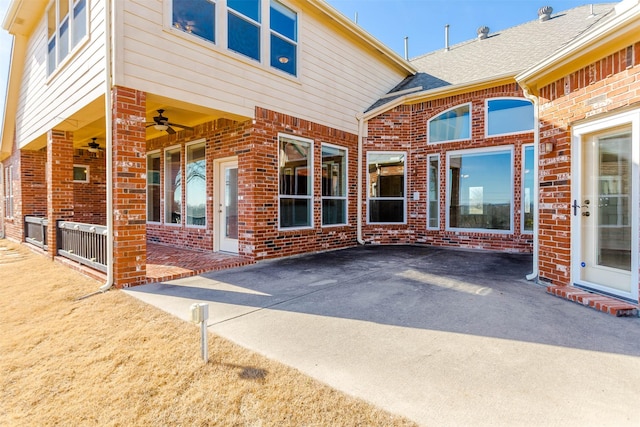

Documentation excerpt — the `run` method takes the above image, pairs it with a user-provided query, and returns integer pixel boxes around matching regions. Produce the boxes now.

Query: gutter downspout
[522,87,540,282]
[99,0,114,292]
[356,113,365,245]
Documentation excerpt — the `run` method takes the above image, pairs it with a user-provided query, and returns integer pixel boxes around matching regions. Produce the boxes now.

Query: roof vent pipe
[477,26,489,39]
[404,36,409,60]
[538,6,553,21]
[444,24,450,51]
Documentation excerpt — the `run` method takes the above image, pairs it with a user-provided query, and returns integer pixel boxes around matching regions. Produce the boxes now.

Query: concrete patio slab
[125,245,640,426]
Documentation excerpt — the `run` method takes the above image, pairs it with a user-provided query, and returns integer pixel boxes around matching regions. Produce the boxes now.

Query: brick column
[112,86,147,287]
[47,130,74,258]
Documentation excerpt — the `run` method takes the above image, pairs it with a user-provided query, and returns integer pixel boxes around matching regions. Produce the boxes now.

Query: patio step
[546,285,638,317]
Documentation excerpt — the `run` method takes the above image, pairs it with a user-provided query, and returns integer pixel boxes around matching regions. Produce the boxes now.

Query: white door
[573,112,639,302]
[217,159,238,254]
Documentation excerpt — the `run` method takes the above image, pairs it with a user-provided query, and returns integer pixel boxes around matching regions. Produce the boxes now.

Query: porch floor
[145,243,253,284]
[546,285,639,317]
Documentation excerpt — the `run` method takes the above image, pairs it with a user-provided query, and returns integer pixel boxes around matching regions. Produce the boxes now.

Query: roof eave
[307,0,417,75]
[363,72,516,120]
[516,2,640,92]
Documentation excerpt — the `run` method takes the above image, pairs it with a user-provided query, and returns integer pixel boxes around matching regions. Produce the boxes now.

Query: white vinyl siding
[118,0,405,135]
[15,0,104,150]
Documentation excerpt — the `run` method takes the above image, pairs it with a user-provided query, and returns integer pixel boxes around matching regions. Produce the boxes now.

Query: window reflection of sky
[453,151,511,205]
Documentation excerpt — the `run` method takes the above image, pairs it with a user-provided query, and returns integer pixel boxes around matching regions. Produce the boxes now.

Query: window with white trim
[321,144,347,226]
[270,0,297,75]
[4,166,13,218]
[427,154,439,229]
[73,164,89,183]
[147,152,161,223]
[228,0,261,61]
[279,135,312,228]
[47,0,87,76]
[165,147,182,224]
[172,0,216,43]
[522,145,534,233]
[428,103,471,143]
[447,147,513,232]
[367,152,406,223]
[486,98,534,137]
[186,141,206,227]
[170,0,297,76]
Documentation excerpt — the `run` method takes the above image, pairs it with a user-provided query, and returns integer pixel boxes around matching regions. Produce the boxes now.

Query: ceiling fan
[147,109,193,135]
[81,138,103,153]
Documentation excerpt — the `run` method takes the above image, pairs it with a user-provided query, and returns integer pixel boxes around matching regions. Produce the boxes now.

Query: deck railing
[57,220,108,273]
[24,216,48,250]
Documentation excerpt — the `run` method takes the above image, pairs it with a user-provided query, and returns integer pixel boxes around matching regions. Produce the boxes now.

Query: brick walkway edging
[546,285,639,317]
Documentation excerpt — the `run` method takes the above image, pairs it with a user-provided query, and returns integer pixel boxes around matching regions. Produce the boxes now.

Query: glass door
[218,160,238,253]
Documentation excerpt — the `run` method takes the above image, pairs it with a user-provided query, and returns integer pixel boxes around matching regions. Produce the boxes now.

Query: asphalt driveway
[126,245,640,426]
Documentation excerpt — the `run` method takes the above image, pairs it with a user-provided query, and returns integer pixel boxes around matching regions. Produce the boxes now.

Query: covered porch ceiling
[22,93,252,152]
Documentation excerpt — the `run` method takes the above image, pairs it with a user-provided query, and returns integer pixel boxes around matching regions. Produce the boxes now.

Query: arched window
[428,103,471,144]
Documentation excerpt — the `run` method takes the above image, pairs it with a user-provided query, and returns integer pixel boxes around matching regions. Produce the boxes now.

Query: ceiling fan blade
[166,126,176,135]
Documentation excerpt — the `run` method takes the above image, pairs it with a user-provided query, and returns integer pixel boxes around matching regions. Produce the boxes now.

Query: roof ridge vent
[538,5,553,21]
[477,25,490,39]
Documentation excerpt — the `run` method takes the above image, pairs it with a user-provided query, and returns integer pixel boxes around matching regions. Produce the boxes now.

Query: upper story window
[270,1,297,75]
[486,98,534,137]
[172,0,215,43]
[170,0,297,76]
[428,103,471,144]
[47,0,87,76]
[228,0,261,61]
[367,152,406,224]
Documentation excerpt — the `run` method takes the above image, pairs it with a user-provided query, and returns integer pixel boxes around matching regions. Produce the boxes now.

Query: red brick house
[2,0,639,305]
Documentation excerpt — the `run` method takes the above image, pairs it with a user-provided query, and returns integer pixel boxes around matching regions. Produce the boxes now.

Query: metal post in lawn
[190,303,209,363]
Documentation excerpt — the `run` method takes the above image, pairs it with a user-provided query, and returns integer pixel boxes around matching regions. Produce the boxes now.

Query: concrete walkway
[125,245,640,426]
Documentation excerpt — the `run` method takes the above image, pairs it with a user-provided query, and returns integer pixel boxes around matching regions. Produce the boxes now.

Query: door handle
[572,200,580,216]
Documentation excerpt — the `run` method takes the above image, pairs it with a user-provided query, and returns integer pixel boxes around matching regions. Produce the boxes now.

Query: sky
[0,0,619,128]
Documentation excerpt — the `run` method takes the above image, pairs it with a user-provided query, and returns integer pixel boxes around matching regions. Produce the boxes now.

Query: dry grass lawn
[0,239,416,426]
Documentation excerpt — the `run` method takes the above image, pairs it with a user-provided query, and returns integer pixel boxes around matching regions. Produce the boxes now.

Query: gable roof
[367,3,617,113]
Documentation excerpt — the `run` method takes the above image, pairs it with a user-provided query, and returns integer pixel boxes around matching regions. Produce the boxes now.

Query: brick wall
[145,107,359,260]
[73,150,106,225]
[112,87,147,287]
[21,149,47,218]
[364,83,534,253]
[46,130,74,256]
[536,42,640,286]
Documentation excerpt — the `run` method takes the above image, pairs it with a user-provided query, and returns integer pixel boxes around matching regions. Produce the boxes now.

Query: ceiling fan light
[88,147,99,153]
[154,124,168,131]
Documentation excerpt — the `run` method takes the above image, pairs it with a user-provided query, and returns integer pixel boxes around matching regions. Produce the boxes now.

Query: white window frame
[485,97,535,138]
[146,150,161,224]
[278,133,314,230]
[46,0,89,78]
[185,139,207,228]
[366,151,407,225]
[427,153,440,230]
[4,165,13,219]
[165,0,300,79]
[164,145,182,226]
[521,144,534,234]
[73,164,89,183]
[269,0,298,76]
[427,102,472,144]
[446,145,514,234]
[321,142,348,227]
